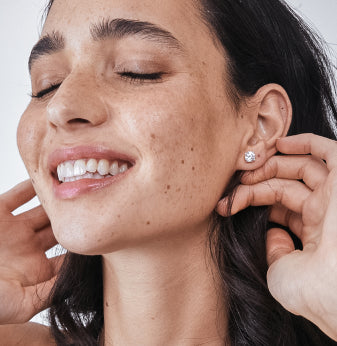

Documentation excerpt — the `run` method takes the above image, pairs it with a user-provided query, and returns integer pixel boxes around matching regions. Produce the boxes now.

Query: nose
[47,72,108,130]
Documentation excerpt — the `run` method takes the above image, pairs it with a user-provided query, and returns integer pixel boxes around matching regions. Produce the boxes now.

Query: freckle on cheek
[181,160,185,164]
[151,133,156,139]
[105,302,109,307]
[146,221,151,225]
[167,185,171,190]
[192,167,195,171]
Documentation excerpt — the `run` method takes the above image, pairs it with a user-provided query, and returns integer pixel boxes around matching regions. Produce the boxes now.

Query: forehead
[43,0,206,48]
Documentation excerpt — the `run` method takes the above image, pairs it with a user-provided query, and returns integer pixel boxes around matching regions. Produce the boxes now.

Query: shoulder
[0,322,55,346]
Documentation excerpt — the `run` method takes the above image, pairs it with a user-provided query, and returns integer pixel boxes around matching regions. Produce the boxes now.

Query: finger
[49,254,65,276]
[217,179,311,216]
[0,180,36,212]
[36,226,57,251]
[20,276,57,322]
[242,155,328,190]
[269,204,303,239]
[23,254,65,287]
[276,134,337,171]
[321,178,337,240]
[266,250,304,317]
[266,228,295,266]
[18,205,50,231]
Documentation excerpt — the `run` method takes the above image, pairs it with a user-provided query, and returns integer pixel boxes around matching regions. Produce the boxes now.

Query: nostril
[67,118,91,124]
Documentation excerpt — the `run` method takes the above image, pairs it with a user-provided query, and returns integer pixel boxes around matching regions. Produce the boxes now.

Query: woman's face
[17,0,245,254]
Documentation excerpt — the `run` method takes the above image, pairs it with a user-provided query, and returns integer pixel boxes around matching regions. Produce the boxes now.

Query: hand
[0,180,62,324]
[217,133,337,341]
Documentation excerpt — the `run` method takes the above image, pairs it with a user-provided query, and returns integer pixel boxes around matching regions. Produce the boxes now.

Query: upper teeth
[57,159,130,183]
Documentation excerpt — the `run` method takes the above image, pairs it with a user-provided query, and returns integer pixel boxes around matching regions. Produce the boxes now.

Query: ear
[235,84,292,170]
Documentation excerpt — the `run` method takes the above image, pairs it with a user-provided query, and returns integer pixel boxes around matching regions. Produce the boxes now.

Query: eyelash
[118,71,164,84]
[30,83,61,99]
[30,72,164,99]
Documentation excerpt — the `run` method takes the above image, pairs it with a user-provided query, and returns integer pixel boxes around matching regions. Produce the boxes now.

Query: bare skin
[0,322,55,346]
[2,135,337,343]
[0,181,59,325]
[0,135,337,345]
[218,134,337,341]
[0,0,337,344]
[0,181,58,344]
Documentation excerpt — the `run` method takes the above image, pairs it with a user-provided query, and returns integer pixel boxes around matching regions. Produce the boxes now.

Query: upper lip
[48,145,137,175]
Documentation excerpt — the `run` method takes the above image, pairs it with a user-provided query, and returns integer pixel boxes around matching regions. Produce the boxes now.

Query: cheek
[17,105,45,169]
[116,85,235,221]
[123,82,221,158]
[17,105,49,205]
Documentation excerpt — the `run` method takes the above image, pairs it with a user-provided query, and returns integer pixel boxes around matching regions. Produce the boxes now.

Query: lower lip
[53,169,132,199]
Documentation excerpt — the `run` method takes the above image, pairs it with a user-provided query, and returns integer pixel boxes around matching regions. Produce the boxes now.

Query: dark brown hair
[44,0,337,345]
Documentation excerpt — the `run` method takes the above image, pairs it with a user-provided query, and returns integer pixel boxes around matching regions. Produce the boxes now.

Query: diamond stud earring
[244,151,256,163]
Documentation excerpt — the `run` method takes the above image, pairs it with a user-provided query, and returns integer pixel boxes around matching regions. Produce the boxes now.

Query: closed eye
[30,71,164,99]
[118,71,164,83]
[31,83,61,99]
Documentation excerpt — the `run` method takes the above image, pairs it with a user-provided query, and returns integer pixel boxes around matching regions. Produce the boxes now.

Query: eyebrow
[91,18,183,49]
[28,18,184,72]
[28,31,65,72]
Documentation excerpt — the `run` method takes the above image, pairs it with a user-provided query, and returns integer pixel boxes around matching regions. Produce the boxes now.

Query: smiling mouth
[56,158,132,183]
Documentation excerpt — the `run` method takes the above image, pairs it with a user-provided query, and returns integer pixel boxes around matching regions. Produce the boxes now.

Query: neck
[102,229,227,346]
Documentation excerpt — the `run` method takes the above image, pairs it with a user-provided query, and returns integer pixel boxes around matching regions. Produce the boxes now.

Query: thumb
[266,228,295,266]
[266,228,305,317]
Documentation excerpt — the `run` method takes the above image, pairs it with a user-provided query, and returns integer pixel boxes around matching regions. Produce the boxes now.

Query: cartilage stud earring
[245,151,256,163]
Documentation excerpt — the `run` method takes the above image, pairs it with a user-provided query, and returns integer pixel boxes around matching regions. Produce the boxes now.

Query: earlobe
[236,84,292,171]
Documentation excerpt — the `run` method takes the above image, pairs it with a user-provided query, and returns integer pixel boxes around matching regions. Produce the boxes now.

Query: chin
[51,216,115,255]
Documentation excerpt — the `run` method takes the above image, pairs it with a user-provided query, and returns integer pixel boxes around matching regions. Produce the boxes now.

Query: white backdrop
[0,0,336,325]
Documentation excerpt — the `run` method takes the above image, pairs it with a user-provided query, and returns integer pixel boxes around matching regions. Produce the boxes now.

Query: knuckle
[274,184,285,204]
[265,157,278,178]
[297,164,306,180]
[303,135,313,153]
[248,186,256,205]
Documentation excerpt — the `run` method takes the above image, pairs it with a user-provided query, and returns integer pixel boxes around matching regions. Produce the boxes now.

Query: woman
[1,0,337,345]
